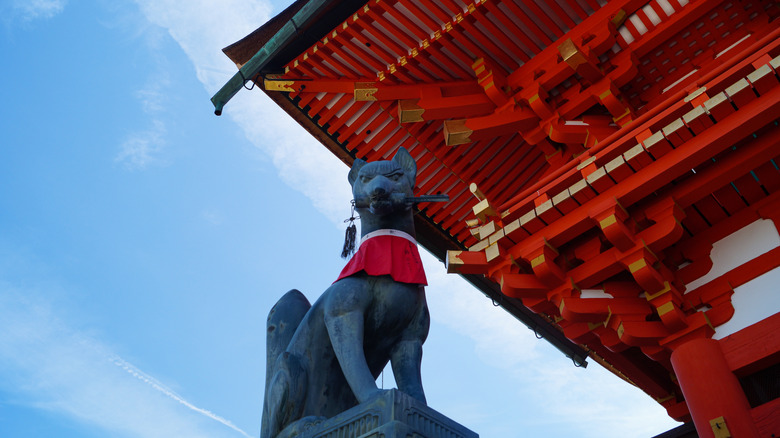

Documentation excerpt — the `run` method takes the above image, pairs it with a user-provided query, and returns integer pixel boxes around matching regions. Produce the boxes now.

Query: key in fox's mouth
[353,194,449,209]
[367,197,393,214]
[353,195,394,209]
[349,194,398,215]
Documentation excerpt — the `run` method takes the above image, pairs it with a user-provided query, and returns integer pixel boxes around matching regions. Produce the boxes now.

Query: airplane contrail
[111,355,253,438]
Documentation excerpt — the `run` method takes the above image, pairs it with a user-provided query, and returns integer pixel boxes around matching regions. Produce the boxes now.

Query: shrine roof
[216,0,604,365]
[214,0,780,413]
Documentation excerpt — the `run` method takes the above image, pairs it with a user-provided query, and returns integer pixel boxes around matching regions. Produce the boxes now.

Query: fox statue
[261,147,430,438]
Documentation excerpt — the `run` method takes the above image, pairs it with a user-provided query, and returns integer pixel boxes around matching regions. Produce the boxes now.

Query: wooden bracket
[593,201,635,251]
[559,38,602,82]
[499,272,548,299]
[446,250,488,275]
[527,240,565,287]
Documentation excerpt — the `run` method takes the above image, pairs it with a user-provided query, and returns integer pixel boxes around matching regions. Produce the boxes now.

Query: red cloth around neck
[336,233,427,285]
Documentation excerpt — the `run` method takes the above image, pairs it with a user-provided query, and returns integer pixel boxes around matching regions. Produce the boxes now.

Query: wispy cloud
[132,0,353,224]
[229,92,353,224]
[133,0,271,93]
[135,70,171,114]
[3,0,66,22]
[116,119,167,170]
[201,209,225,226]
[0,283,250,438]
[113,40,174,171]
[422,253,541,368]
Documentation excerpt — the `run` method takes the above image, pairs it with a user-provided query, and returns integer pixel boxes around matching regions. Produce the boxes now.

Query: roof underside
[224,0,776,251]
[220,0,780,417]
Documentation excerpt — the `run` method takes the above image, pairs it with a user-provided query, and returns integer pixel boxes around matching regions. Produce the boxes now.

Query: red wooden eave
[215,0,780,432]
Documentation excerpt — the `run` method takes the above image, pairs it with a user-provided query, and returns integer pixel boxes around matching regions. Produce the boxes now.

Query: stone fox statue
[261,147,430,438]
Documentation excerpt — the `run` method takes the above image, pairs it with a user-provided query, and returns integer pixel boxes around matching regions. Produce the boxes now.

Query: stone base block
[286,389,478,438]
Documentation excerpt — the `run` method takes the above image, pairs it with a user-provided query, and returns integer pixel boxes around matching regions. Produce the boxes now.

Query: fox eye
[360,175,372,183]
[388,172,402,181]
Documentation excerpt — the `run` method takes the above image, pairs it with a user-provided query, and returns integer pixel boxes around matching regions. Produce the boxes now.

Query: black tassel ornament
[341,201,358,259]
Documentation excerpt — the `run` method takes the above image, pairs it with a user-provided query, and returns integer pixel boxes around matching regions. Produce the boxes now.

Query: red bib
[336,229,427,285]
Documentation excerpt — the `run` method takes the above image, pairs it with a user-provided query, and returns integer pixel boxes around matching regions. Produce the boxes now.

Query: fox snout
[365,176,394,201]
[368,186,388,202]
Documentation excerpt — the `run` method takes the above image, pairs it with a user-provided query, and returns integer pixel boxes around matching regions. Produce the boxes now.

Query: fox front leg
[390,290,429,404]
[322,279,381,404]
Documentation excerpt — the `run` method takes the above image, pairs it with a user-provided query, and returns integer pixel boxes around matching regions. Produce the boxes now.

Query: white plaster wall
[678,218,780,339]
[685,219,780,291]
[713,266,780,339]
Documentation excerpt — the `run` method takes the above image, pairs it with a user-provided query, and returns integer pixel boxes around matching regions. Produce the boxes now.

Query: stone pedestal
[289,389,478,438]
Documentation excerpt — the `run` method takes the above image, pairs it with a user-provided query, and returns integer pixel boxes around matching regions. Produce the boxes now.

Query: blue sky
[0,1,681,437]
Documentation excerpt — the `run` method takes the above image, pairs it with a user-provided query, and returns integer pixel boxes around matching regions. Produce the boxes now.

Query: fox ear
[392,147,417,187]
[348,158,367,186]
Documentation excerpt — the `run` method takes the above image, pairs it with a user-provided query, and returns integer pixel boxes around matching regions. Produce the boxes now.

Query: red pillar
[670,337,759,437]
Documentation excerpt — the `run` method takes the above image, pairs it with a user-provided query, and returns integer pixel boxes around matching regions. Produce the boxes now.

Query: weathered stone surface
[279,389,478,438]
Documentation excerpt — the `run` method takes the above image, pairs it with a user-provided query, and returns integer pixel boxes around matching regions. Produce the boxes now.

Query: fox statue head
[348,147,417,215]
[347,147,417,237]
